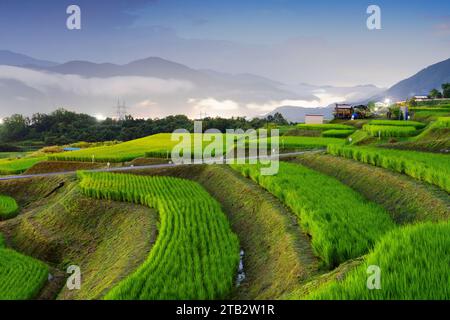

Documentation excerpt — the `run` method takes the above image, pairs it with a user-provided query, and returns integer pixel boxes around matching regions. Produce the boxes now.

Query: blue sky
[1,0,450,86]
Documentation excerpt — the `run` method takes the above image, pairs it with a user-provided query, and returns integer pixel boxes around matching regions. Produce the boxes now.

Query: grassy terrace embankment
[0,176,158,300]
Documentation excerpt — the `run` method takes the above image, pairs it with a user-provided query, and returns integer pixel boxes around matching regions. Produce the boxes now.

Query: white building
[305,114,324,124]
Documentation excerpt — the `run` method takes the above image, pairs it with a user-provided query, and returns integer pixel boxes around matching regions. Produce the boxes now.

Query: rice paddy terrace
[0,115,449,300]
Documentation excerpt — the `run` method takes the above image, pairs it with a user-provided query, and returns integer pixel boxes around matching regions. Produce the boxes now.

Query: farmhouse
[305,114,324,124]
[413,95,429,101]
[334,104,353,119]
[334,103,369,119]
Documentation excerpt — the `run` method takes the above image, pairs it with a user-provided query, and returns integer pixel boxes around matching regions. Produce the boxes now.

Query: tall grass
[0,195,19,220]
[309,222,450,300]
[0,233,49,300]
[327,145,450,193]
[77,172,240,300]
[232,162,395,268]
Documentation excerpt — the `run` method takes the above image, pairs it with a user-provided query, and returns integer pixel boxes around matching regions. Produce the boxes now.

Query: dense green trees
[0,109,280,145]
[428,83,450,99]
[442,83,450,98]
[429,88,443,99]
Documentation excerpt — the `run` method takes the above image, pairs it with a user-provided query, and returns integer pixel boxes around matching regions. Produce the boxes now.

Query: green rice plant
[348,130,370,145]
[50,133,237,162]
[368,120,426,129]
[264,136,345,150]
[50,133,177,162]
[296,124,355,131]
[321,129,355,138]
[308,222,450,300]
[0,157,46,175]
[0,195,19,220]
[232,162,395,268]
[0,233,49,300]
[363,124,418,137]
[327,145,450,193]
[77,172,240,300]
[412,107,450,113]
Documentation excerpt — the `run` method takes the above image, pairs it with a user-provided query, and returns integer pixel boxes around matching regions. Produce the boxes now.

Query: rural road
[0,150,323,181]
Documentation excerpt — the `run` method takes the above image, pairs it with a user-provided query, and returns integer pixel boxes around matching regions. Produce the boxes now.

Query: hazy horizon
[1,0,450,119]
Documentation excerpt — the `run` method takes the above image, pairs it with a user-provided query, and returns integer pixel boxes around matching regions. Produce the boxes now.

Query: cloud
[0,66,194,97]
[188,98,241,117]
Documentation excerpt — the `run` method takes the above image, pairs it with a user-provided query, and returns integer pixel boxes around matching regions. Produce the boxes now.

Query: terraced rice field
[308,222,450,300]
[296,124,355,131]
[232,162,395,268]
[0,233,49,300]
[77,171,240,299]
[327,145,450,193]
[0,157,46,175]
[363,124,418,137]
[0,195,19,220]
[265,136,345,150]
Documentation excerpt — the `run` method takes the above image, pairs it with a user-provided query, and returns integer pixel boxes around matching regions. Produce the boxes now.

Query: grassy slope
[0,177,157,300]
[295,153,450,223]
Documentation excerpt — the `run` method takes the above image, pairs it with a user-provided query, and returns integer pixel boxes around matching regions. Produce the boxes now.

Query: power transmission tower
[115,99,128,121]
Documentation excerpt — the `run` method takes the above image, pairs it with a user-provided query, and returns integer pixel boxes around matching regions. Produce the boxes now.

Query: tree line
[0,109,288,146]
[428,83,450,99]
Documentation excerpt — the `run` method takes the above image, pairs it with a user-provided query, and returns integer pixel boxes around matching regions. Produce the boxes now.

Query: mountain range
[0,50,448,122]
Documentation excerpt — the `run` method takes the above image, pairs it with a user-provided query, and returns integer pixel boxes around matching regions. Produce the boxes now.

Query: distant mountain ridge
[0,50,409,120]
[0,50,57,68]
[371,58,450,102]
